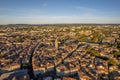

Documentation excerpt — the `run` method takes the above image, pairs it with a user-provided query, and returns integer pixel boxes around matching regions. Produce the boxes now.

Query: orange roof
[62,77,76,80]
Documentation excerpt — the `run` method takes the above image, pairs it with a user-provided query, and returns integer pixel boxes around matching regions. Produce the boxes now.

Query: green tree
[108,59,117,66]
[0,54,3,58]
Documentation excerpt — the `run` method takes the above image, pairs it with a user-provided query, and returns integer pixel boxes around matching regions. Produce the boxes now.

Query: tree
[107,59,117,66]
[107,59,118,80]
[110,51,120,59]
[0,54,3,58]
[86,46,92,52]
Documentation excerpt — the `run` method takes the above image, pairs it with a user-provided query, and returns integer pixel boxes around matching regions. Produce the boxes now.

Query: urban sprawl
[0,24,120,80]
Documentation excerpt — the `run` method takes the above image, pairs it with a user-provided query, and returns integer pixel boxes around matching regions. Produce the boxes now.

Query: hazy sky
[0,0,120,24]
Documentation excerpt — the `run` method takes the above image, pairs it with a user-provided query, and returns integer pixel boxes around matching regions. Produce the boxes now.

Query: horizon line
[1,23,120,25]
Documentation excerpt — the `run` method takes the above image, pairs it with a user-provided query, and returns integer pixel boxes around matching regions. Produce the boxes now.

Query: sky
[0,0,120,24]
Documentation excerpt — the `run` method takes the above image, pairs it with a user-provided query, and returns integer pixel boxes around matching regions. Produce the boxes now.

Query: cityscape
[0,24,120,80]
[0,0,120,80]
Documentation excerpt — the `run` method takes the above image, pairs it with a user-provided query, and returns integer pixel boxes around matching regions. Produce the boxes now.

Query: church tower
[55,38,59,50]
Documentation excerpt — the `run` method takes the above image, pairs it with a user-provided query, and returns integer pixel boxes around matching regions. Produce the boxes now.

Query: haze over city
[0,0,120,24]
